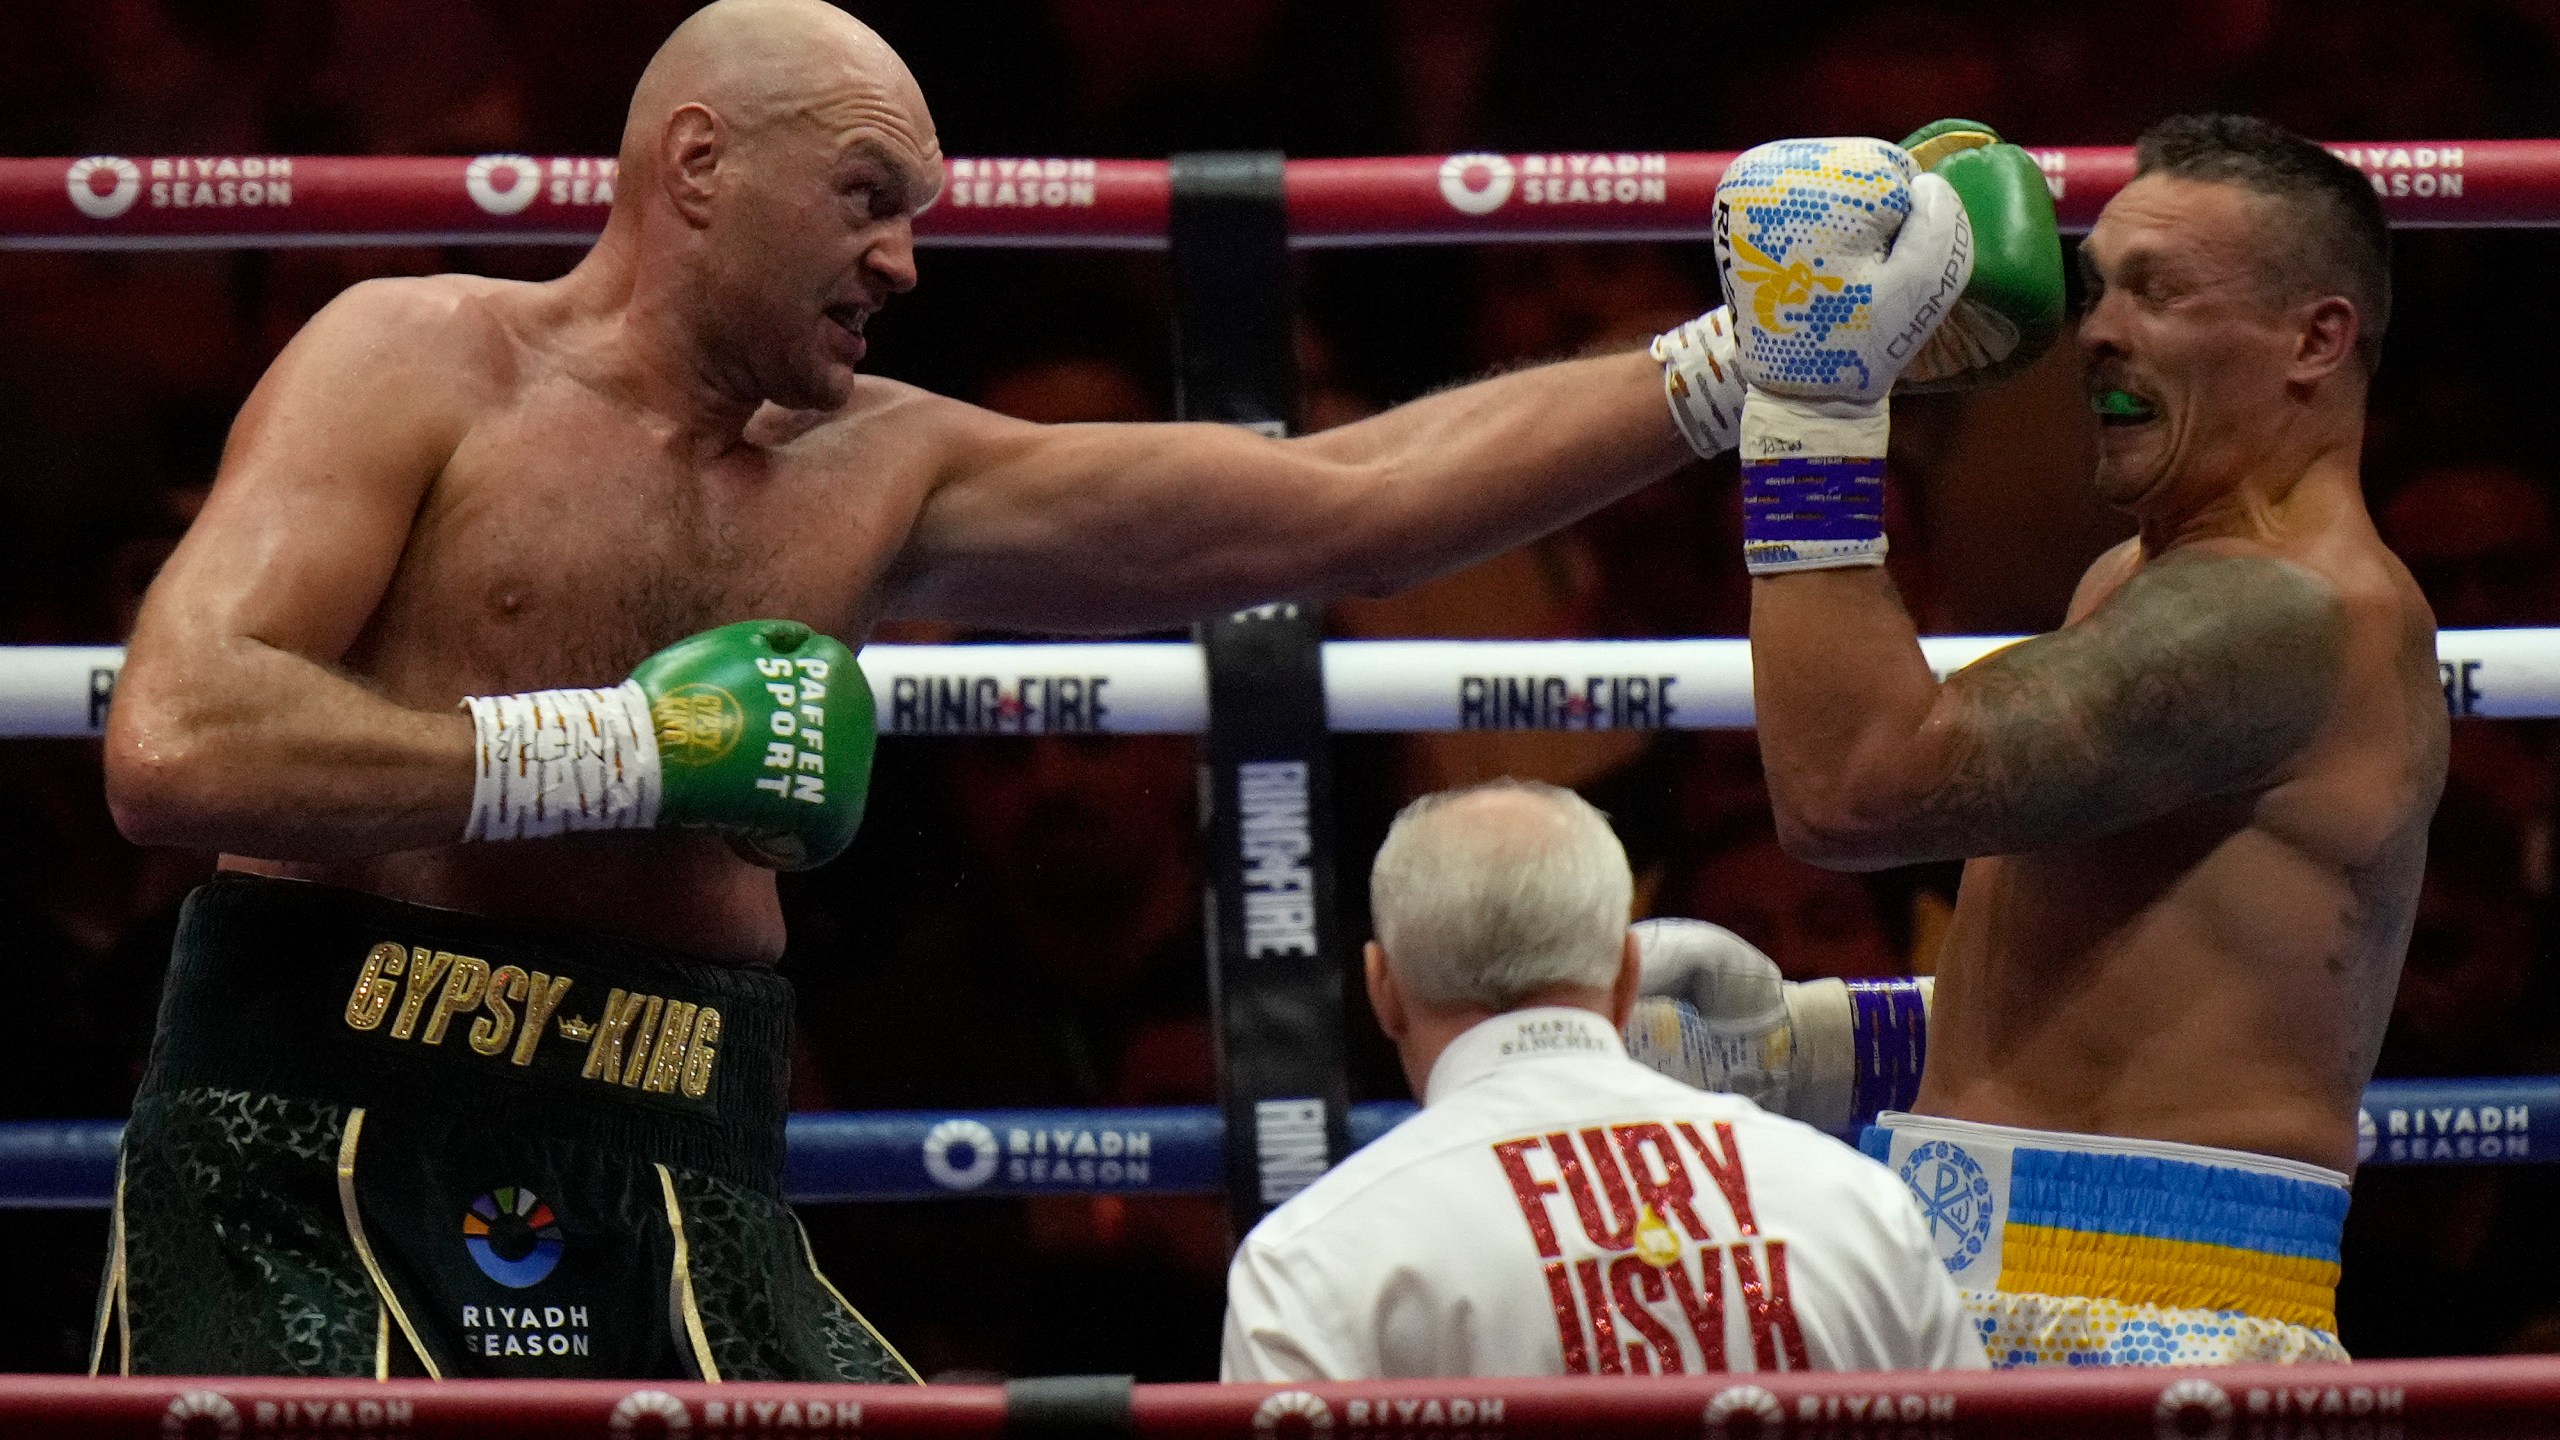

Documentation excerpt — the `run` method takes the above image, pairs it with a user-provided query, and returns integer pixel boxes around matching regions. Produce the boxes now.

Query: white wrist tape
[462,681,663,841]
[1737,391,1891,574]
[1650,309,1744,459]
[1784,976,1935,1133]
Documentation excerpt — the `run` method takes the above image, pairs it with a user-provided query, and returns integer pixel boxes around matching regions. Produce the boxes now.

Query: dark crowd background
[2,0,2558,1379]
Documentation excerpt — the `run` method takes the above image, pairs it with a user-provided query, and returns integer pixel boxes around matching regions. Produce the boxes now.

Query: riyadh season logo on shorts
[463,1186,566,1288]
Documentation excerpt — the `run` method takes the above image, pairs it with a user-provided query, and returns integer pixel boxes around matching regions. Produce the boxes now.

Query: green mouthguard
[2092,388,2155,419]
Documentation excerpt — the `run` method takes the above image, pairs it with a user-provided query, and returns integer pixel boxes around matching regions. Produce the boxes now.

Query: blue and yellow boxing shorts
[1863,1112,2351,1367]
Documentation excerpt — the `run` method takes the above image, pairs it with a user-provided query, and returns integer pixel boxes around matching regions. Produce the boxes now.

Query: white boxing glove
[1625,917,1934,1134]
[1712,137,1972,573]
[1626,918,1790,1111]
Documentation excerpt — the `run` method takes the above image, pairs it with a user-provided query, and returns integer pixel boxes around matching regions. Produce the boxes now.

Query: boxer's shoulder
[2094,545,2352,710]
[745,376,969,497]
[2062,538,2144,624]
[781,372,946,434]
[2280,500,2439,631]
[2161,530,2416,682]
[224,276,527,496]
[279,274,525,413]
[309,273,516,349]
[763,374,1016,483]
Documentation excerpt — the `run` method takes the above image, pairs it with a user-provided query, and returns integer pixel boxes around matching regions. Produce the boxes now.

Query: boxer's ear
[662,103,726,226]
[2288,294,2361,389]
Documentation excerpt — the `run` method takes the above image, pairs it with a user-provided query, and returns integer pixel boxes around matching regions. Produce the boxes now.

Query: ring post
[1170,151,1354,1239]
[1004,1374,1135,1439]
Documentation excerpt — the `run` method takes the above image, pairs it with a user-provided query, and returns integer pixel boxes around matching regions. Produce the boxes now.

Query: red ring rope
[0,140,2524,250]
[17,1356,2560,1438]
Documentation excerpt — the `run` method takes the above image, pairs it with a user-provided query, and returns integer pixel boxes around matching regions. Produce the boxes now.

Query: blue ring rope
[0,1077,2546,1209]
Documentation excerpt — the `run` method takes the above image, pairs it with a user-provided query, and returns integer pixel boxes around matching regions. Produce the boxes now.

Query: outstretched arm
[882,349,1693,631]
[1751,544,2347,870]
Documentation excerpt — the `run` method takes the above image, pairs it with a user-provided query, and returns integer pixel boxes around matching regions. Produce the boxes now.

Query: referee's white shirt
[1220,1006,1989,1381]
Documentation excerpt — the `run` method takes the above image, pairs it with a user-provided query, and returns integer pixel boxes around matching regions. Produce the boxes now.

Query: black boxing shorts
[92,873,915,1383]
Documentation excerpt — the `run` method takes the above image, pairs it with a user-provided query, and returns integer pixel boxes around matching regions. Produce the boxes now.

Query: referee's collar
[1424,1005,1625,1105]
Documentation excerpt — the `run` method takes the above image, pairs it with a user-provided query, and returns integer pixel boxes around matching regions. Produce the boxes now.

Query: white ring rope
[5,630,2531,738]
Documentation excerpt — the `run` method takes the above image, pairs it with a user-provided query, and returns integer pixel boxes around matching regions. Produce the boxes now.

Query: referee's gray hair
[1370,779,1632,1011]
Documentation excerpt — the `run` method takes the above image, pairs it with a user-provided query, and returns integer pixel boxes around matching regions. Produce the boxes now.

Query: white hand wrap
[1735,401,1893,573]
[461,682,663,841]
[1649,307,1744,459]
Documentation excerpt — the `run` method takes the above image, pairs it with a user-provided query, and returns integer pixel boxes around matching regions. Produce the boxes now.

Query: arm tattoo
[1914,549,2347,852]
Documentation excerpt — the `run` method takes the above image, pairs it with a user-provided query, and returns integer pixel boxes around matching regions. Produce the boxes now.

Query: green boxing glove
[1895,118,2065,392]
[460,619,875,871]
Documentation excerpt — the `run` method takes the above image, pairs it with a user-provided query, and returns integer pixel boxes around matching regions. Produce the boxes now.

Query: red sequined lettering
[1676,1120,1761,1235]
[1612,1121,1713,1241]
[1663,1244,1729,1371]
[1573,1257,1625,1374]
[1492,1136,1563,1257]
[1731,1239,1811,1370]
[1549,1129,1639,1250]
[1608,1253,1686,1374]
[1542,1260,1590,1373]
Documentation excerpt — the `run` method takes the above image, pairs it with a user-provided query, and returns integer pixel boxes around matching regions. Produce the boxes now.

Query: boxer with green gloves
[462,619,873,870]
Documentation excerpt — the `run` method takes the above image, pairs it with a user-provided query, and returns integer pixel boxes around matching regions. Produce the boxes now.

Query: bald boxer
[1725,115,2447,1365]
[98,2,2024,1383]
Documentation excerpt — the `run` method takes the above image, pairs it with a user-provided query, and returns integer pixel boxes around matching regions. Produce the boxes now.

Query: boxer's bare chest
[346,371,929,702]
[1921,529,2443,1164]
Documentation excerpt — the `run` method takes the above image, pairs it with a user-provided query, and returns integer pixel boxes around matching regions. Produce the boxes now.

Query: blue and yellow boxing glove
[1651,123,2062,458]
[1711,136,1971,573]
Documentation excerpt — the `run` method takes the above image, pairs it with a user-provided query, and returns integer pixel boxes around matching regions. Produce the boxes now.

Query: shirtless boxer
[1709,115,2448,1366]
[94,0,2044,1382]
